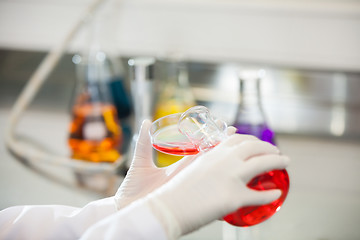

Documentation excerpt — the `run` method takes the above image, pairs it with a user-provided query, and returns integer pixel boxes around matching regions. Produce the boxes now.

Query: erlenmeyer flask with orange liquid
[153,59,196,167]
[68,52,122,164]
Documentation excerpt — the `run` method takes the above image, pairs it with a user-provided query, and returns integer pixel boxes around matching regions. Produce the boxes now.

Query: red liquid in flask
[152,122,289,226]
[223,123,290,226]
[223,169,289,226]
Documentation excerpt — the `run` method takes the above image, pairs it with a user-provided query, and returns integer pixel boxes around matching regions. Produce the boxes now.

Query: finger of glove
[241,189,282,207]
[233,140,280,161]
[239,154,290,183]
[221,134,259,147]
[226,126,237,136]
[132,119,153,167]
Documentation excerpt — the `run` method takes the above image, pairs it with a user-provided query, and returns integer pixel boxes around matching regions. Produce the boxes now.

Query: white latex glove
[114,120,237,210]
[143,134,290,239]
[114,120,196,210]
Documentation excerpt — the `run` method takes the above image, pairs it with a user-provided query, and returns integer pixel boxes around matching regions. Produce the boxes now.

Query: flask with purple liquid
[233,69,275,144]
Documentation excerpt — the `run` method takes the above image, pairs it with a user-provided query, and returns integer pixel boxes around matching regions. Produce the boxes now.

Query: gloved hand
[144,134,290,239]
[114,120,237,210]
[114,120,194,210]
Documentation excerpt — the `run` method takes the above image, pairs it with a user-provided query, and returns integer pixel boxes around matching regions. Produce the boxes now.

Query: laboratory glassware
[68,52,123,164]
[225,68,289,227]
[127,57,156,167]
[108,57,131,120]
[4,0,123,198]
[150,106,226,156]
[153,58,196,167]
[151,113,200,156]
[106,56,132,155]
[150,105,289,227]
[232,69,275,144]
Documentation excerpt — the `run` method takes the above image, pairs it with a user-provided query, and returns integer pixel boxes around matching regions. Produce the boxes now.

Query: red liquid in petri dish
[152,143,200,156]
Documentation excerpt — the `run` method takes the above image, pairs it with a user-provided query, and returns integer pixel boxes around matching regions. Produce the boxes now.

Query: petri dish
[150,113,199,156]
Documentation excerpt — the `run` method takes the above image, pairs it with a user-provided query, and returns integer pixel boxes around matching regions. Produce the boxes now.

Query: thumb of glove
[130,119,154,168]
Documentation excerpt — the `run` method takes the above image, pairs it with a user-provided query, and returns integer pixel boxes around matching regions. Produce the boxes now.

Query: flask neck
[235,76,266,124]
[239,77,262,107]
[154,60,195,120]
[233,70,276,144]
[74,55,114,105]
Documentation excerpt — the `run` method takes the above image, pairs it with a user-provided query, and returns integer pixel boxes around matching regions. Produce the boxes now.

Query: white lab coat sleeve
[0,197,117,240]
[80,200,168,240]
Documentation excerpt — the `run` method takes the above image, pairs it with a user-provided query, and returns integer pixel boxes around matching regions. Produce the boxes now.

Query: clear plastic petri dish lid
[150,106,228,156]
[178,106,227,152]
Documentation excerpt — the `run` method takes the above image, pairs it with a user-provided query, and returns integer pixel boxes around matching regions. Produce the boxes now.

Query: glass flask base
[223,169,289,227]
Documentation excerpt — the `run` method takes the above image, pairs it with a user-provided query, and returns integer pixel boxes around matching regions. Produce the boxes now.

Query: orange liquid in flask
[68,103,122,163]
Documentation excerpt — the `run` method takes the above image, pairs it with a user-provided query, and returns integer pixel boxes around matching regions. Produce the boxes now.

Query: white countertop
[1,107,360,239]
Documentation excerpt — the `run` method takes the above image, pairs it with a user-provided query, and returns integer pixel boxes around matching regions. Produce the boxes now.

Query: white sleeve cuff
[146,197,182,240]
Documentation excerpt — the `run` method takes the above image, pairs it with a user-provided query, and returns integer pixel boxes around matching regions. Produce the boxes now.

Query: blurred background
[0,0,360,239]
